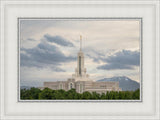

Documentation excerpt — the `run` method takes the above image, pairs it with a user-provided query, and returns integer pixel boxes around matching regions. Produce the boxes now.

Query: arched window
[80,84,83,93]
[70,83,73,89]
[59,84,63,89]
[68,82,74,90]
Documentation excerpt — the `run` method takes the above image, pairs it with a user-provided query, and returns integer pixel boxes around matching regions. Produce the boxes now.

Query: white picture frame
[0,0,159,120]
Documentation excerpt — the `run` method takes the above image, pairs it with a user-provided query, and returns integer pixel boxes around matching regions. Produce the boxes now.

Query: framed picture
[0,0,159,120]
[18,18,142,102]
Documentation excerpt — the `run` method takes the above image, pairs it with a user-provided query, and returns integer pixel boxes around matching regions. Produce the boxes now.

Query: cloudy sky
[20,19,140,87]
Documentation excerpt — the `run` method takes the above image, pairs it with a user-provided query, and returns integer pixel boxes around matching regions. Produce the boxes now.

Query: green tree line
[20,88,140,100]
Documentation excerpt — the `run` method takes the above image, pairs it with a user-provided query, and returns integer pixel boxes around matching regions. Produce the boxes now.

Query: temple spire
[80,35,82,51]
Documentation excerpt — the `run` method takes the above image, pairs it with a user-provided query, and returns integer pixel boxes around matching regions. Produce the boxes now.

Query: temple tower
[77,35,85,77]
[72,36,90,81]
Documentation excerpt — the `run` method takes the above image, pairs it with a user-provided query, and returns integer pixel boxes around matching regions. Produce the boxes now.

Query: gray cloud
[20,40,76,71]
[44,34,74,47]
[97,50,140,70]
[84,48,106,63]
[86,54,102,63]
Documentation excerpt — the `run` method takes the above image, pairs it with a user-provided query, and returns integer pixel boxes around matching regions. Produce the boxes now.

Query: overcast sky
[20,19,140,87]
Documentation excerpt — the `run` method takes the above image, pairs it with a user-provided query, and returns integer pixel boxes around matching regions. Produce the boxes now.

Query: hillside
[97,76,140,91]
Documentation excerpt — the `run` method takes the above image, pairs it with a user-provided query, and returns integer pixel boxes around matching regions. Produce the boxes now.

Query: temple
[72,35,91,81]
[43,36,122,94]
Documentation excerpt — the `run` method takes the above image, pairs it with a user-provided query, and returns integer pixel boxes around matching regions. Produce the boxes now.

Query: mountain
[20,86,32,90]
[97,76,140,91]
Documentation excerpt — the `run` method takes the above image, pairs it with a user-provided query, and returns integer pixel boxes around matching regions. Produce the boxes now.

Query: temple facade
[43,36,122,94]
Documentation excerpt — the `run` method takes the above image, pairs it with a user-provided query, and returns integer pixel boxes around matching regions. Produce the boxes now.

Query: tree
[82,91,92,99]
[39,88,53,99]
[114,91,119,99]
[108,91,114,99]
[66,89,77,99]
[91,92,100,99]
[119,91,125,99]
[101,93,106,99]
[52,89,66,99]
[30,87,41,99]
[20,87,140,100]
[124,91,133,99]
[133,89,140,99]
[106,91,110,99]
[21,88,31,99]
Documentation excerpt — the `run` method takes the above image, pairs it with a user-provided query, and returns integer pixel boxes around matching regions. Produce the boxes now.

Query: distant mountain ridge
[97,76,140,91]
[20,86,32,89]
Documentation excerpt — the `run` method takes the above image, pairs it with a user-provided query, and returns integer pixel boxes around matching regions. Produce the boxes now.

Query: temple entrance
[68,82,74,90]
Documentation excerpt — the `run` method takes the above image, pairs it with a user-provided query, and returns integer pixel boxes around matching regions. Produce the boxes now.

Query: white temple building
[43,36,121,94]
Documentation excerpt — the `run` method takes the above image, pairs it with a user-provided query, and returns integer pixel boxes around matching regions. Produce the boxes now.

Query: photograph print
[19,18,141,101]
